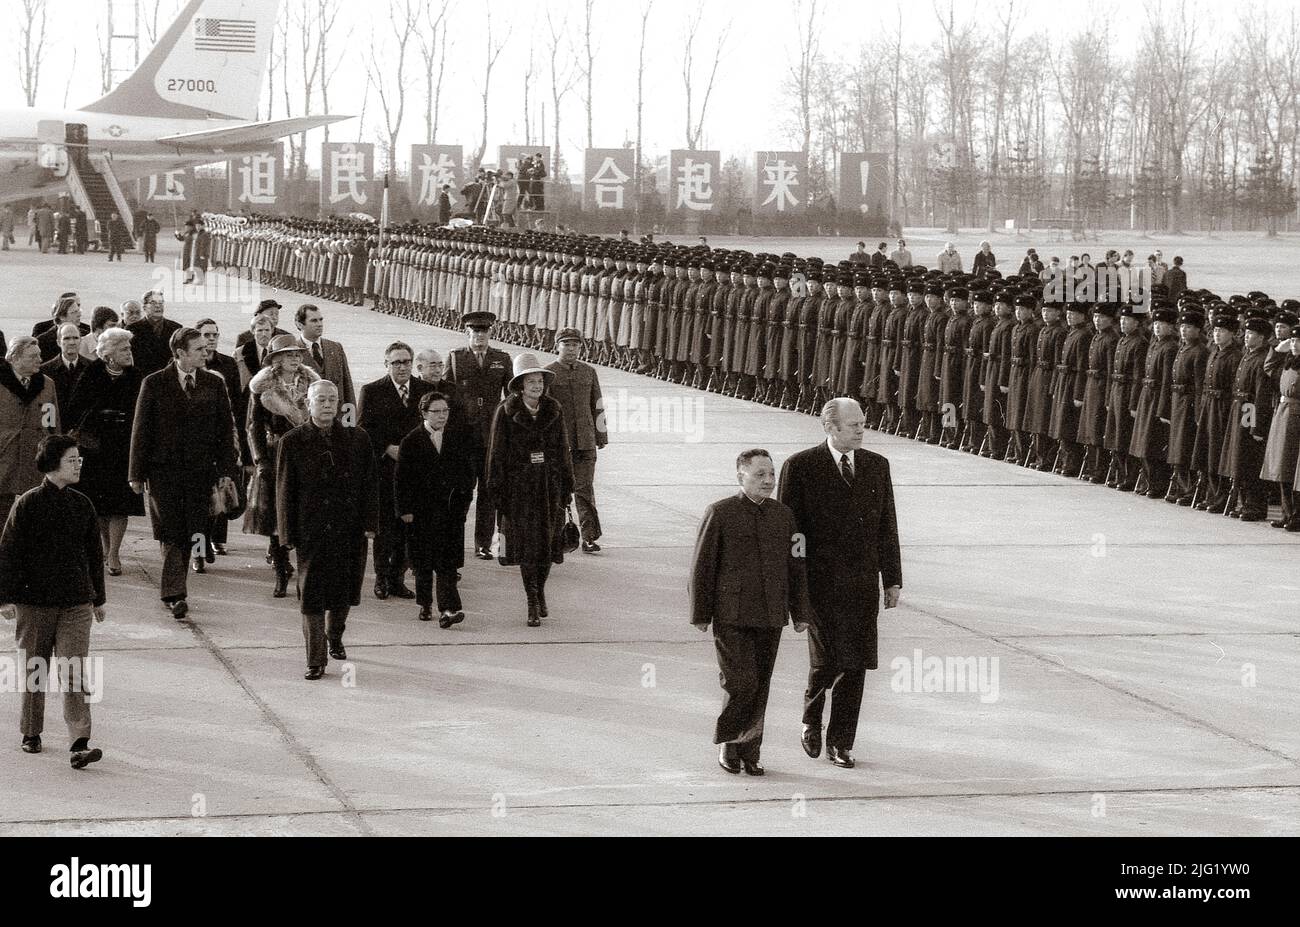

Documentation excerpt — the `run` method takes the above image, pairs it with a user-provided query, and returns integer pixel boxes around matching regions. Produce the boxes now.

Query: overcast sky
[0,0,1256,175]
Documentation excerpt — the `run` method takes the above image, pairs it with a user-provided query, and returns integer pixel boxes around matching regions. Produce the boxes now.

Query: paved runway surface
[1,239,1297,835]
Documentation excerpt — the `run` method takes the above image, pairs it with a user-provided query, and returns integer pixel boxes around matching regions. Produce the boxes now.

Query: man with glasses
[357,343,434,600]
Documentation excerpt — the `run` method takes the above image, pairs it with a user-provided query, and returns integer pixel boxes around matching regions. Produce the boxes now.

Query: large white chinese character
[416,152,458,206]
[328,145,368,205]
[590,156,631,209]
[676,158,714,212]
[760,159,799,211]
[237,153,277,204]
[148,170,188,201]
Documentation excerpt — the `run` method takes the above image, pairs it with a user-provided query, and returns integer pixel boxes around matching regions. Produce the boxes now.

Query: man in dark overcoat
[546,328,608,552]
[277,380,377,679]
[1165,309,1210,504]
[128,328,238,619]
[1219,317,1275,520]
[1129,306,1181,498]
[126,291,181,377]
[690,449,811,776]
[778,398,902,770]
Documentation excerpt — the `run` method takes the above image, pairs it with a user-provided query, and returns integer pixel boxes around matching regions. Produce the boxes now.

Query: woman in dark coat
[65,327,143,575]
[487,353,574,626]
[396,392,476,626]
[245,335,318,597]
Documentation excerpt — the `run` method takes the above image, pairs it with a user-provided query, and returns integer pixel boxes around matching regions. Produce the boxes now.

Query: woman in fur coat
[245,335,319,597]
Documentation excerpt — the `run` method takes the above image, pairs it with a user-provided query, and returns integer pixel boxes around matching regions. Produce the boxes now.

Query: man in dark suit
[690,449,812,776]
[414,349,467,422]
[396,392,476,626]
[235,299,290,348]
[128,328,238,619]
[40,324,87,420]
[447,311,512,559]
[357,342,433,600]
[294,303,356,413]
[126,291,181,376]
[778,398,902,769]
[198,318,244,560]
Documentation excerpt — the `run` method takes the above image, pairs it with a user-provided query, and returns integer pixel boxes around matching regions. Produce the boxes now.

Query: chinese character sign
[227,143,283,209]
[497,145,551,180]
[669,149,720,213]
[754,151,806,215]
[320,142,374,208]
[583,148,635,210]
[839,153,890,215]
[139,167,196,205]
[410,144,463,212]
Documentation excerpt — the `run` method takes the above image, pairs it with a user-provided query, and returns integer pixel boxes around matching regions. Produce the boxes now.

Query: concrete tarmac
[1,239,1297,836]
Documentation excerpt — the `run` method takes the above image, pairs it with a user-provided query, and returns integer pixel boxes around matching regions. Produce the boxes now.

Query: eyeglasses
[388,359,413,367]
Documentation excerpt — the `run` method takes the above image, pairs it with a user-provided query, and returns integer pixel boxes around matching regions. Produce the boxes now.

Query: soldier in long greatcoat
[1191,315,1242,511]
[981,292,1017,460]
[1005,294,1042,464]
[1129,307,1181,499]
[1077,304,1119,481]
[1048,305,1094,475]
[1219,317,1275,520]
[1103,307,1149,490]
[1165,309,1210,504]
[1025,303,1066,470]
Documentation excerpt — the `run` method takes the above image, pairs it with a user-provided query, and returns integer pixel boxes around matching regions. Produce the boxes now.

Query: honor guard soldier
[1165,308,1209,504]
[1077,303,1119,482]
[1048,303,1094,475]
[1129,305,1180,498]
[1221,314,1275,521]
[1192,313,1242,511]
[448,310,513,558]
[1104,306,1149,489]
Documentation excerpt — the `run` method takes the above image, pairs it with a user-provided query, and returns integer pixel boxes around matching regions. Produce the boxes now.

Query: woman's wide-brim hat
[509,352,553,392]
[263,334,305,366]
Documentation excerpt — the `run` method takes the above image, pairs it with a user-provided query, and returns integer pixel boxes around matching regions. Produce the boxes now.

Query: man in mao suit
[295,303,356,413]
[357,341,433,600]
[778,398,902,769]
[546,328,608,552]
[128,328,238,620]
[690,449,812,776]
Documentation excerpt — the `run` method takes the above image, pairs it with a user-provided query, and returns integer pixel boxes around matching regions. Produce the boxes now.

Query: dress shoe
[1239,511,1267,522]
[1194,502,1211,511]
[170,599,189,621]
[213,543,227,556]
[1271,519,1287,528]
[801,724,822,759]
[475,548,494,560]
[527,614,541,627]
[191,558,206,574]
[70,747,103,770]
[718,745,741,774]
[436,610,451,628]
[420,605,434,622]
[328,644,347,660]
[581,539,601,553]
[21,735,41,754]
[304,666,325,680]
[373,578,389,600]
[827,745,855,768]
[741,759,765,776]
[107,566,123,577]
[205,544,216,564]
[389,583,416,600]
[273,572,289,598]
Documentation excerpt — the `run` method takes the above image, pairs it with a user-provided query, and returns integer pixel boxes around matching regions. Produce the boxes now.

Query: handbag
[560,504,581,554]
[209,477,243,518]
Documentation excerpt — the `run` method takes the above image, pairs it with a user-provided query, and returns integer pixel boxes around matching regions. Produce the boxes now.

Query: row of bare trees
[785,0,1300,233]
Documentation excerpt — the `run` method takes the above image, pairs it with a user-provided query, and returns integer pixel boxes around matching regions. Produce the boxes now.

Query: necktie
[184,374,194,397]
[476,351,485,368]
[19,376,29,389]
[399,384,408,406]
[840,453,854,485]
[312,342,324,367]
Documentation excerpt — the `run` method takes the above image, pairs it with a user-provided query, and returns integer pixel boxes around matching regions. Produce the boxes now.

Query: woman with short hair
[65,328,143,576]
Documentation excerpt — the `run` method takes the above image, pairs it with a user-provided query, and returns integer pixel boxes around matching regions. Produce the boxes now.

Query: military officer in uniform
[448,310,513,558]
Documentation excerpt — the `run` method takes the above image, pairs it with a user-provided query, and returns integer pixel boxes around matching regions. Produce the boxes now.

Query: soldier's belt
[901,340,913,347]
[1055,363,1070,371]
[964,348,976,357]
[1143,378,1157,386]
[1111,374,1130,382]
[1171,384,1188,393]
[1205,388,1226,398]
[1233,391,1250,399]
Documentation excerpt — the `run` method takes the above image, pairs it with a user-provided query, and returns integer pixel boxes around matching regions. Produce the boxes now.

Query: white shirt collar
[826,437,854,469]
[178,365,196,387]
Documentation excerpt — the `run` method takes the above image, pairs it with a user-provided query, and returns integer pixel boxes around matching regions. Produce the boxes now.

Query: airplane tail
[80,0,279,122]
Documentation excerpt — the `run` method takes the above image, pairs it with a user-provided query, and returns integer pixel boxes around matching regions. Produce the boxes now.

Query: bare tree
[580,0,598,149]
[545,7,579,180]
[523,16,536,145]
[984,0,1017,230]
[635,0,655,232]
[95,21,112,95]
[681,1,731,148]
[366,0,421,174]
[471,4,512,171]
[416,0,453,144]
[316,0,349,143]
[17,0,48,107]
[787,0,822,155]
[293,0,326,179]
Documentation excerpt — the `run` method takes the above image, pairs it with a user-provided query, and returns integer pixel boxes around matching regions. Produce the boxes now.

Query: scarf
[0,362,44,405]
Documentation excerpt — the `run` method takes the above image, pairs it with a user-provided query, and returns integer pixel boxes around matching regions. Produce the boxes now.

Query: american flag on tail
[193,18,256,54]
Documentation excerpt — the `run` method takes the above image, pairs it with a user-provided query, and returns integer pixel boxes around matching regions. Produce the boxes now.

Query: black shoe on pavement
[170,599,189,621]
[304,666,325,680]
[827,745,856,768]
[475,548,494,560]
[328,644,347,660]
[389,583,416,600]
[373,578,389,600]
[718,745,741,774]
[741,759,765,776]
[70,748,103,769]
[582,540,601,553]
[801,724,822,759]
[21,735,41,754]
